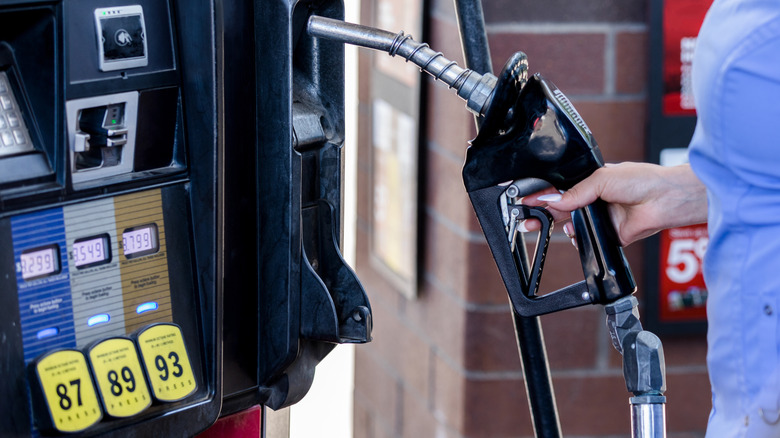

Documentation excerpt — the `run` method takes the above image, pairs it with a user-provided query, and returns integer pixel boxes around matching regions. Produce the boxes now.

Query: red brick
[353,396,382,438]
[488,33,606,95]
[662,334,707,367]
[462,377,534,437]
[405,276,467,368]
[425,80,476,159]
[617,31,649,95]
[354,348,400,423]
[552,374,632,436]
[422,213,470,300]
[541,307,603,371]
[425,146,475,232]
[432,352,466,433]
[665,372,711,432]
[573,100,647,163]
[465,239,514,306]
[401,390,437,438]
[464,309,523,372]
[368,299,432,400]
[483,0,647,24]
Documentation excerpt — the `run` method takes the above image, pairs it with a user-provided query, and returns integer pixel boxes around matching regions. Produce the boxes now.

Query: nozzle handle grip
[572,200,637,304]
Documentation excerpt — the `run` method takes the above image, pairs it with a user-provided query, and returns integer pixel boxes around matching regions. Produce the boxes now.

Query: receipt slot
[0,1,222,437]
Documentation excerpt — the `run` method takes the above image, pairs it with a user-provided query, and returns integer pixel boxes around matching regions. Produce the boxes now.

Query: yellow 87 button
[32,349,102,433]
[136,323,197,402]
[88,337,152,417]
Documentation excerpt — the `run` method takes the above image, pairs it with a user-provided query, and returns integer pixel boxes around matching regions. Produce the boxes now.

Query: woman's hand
[521,162,708,246]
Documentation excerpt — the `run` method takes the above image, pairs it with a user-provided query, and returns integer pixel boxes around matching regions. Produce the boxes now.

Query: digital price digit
[20,245,60,280]
[137,323,197,402]
[72,234,111,268]
[121,224,159,259]
[33,350,102,433]
[88,337,151,418]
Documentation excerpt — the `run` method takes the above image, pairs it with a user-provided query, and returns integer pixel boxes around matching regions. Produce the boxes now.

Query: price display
[122,224,158,259]
[72,234,111,268]
[20,245,60,280]
[33,349,102,433]
[88,337,151,418]
[137,323,197,402]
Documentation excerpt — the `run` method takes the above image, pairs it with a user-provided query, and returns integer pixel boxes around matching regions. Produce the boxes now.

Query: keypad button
[13,129,26,144]
[0,95,11,110]
[7,112,19,127]
[1,130,15,146]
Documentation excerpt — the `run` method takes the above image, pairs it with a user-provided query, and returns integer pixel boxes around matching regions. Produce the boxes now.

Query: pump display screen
[122,224,158,258]
[73,234,111,268]
[20,245,60,280]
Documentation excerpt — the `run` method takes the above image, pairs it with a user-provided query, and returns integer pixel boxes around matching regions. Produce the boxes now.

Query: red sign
[658,224,708,322]
[662,0,713,116]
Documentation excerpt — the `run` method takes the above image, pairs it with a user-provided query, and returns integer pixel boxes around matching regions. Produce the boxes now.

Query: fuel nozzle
[308,16,505,117]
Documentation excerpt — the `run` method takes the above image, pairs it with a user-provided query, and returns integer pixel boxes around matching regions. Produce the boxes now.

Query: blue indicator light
[136,301,158,314]
[87,314,110,327]
[36,327,59,340]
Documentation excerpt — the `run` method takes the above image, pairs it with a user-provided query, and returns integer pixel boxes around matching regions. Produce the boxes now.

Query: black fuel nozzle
[307,16,636,317]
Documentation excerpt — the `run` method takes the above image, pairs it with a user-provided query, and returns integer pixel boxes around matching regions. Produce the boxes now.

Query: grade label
[88,337,151,417]
[137,324,196,402]
[35,350,102,433]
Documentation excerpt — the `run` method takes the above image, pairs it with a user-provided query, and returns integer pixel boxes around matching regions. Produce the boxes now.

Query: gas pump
[308,15,667,438]
[0,1,222,436]
[215,0,372,425]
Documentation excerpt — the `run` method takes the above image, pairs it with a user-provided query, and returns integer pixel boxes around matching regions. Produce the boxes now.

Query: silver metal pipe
[630,397,666,438]
[307,16,497,116]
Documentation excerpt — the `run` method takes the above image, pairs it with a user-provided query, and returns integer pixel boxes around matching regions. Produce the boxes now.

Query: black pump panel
[0,1,222,437]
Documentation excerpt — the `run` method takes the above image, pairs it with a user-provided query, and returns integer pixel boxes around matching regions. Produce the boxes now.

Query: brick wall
[353,1,711,437]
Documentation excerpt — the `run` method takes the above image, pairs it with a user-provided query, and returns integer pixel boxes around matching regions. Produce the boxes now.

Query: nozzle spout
[307,16,497,116]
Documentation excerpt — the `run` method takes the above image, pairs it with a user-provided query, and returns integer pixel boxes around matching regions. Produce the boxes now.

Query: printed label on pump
[88,337,151,417]
[34,349,102,432]
[137,323,197,402]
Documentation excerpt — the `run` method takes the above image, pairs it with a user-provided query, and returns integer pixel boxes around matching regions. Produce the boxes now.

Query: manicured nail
[563,223,573,237]
[537,193,562,203]
[571,237,578,249]
[517,220,529,233]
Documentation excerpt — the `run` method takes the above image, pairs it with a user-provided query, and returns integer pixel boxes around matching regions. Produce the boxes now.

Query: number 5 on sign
[665,236,708,284]
[136,323,197,402]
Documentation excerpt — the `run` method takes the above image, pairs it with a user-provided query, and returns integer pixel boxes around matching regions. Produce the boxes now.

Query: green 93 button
[136,323,197,402]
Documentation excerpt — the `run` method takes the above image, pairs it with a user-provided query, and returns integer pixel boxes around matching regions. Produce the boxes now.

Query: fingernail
[537,194,562,203]
[517,220,529,233]
[571,237,578,249]
[563,223,573,236]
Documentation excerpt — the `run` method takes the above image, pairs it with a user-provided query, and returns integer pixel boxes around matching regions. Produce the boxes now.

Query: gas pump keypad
[0,71,34,157]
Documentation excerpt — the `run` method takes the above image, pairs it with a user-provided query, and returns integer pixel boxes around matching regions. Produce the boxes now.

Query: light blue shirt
[688,0,780,436]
